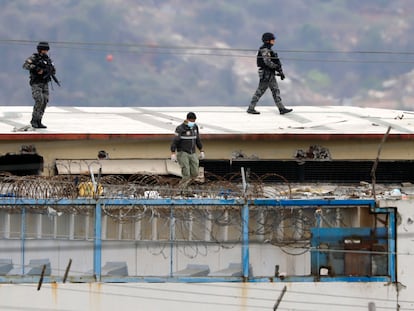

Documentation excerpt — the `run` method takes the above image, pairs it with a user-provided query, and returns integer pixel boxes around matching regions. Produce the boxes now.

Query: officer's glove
[170,153,177,162]
[279,72,285,80]
[199,151,205,160]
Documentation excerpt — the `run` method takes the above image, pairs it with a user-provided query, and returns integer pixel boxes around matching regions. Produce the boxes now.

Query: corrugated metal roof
[0,106,413,138]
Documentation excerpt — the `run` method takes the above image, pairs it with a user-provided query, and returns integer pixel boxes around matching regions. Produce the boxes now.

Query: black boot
[279,108,293,115]
[30,119,47,128]
[247,108,260,114]
[30,119,39,128]
[38,113,47,128]
[37,116,47,128]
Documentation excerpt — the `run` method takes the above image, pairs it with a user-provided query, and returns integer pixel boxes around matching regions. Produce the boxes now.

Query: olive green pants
[177,151,199,180]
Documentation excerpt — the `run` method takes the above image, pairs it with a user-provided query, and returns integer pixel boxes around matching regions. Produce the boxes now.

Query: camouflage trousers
[249,72,286,110]
[30,83,49,123]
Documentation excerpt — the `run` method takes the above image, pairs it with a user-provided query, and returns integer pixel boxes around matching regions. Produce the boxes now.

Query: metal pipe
[242,202,249,279]
[94,202,102,281]
[20,207,26,275]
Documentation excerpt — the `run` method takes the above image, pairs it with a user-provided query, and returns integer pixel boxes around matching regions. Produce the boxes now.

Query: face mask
[187,121,195,128]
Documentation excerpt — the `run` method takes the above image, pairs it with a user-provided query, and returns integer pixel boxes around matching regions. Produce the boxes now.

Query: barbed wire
[0,172,395,259]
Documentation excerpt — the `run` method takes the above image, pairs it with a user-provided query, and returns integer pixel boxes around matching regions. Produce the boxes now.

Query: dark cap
[37,41,50,51]
[186,112,197,120]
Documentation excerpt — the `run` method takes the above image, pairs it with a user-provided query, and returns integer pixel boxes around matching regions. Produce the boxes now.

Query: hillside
[1,0,414,109]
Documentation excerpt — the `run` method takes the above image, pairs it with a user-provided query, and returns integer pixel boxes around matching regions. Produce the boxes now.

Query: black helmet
[37,41,50,51]
[262,32,275,42]
[186,112,197,120]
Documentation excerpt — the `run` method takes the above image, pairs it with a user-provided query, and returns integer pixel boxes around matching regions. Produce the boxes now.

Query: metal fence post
[94,201,102,281]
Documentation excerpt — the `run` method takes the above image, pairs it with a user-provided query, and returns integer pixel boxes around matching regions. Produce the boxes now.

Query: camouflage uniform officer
[170,112,205,183]
[23,41,57,128]
[247,32,292,115]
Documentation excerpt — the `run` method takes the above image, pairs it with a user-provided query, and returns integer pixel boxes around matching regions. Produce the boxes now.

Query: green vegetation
[1,0,413,108]
[306,70,332,93]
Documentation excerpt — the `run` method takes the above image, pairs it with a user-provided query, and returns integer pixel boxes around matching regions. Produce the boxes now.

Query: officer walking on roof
[23,41,59,128]
[170,112,205,184]
[247,32,292,115]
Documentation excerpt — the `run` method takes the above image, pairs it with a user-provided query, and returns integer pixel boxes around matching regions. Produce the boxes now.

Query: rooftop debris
[294,145,331,161]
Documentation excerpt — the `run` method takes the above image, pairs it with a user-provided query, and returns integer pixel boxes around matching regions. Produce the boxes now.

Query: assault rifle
[50,74,61,87]
[36,58,61,87]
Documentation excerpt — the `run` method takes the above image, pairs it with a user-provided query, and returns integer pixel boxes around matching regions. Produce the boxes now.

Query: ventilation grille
[201,160,414,183]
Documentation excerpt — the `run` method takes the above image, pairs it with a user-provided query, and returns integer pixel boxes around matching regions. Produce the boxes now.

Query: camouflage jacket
[256,43,283,74]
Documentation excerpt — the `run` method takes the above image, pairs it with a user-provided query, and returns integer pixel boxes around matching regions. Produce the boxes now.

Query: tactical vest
[30,53,54,84]
[256,44,275,68]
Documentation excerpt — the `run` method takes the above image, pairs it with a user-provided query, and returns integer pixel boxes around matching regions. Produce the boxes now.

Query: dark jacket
[23,53,56,85]
[256,43,283,74]
[170,122,203,154]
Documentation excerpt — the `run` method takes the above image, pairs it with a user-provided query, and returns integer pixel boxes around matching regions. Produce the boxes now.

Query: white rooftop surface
[0,105,413,135]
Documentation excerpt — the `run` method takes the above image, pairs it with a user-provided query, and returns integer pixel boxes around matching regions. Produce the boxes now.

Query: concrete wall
[1,199,413,310]
[0,281,400,310]
[1,136,414,176]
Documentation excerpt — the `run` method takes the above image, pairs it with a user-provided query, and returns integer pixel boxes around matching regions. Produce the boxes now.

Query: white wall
[0,282,400,311]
